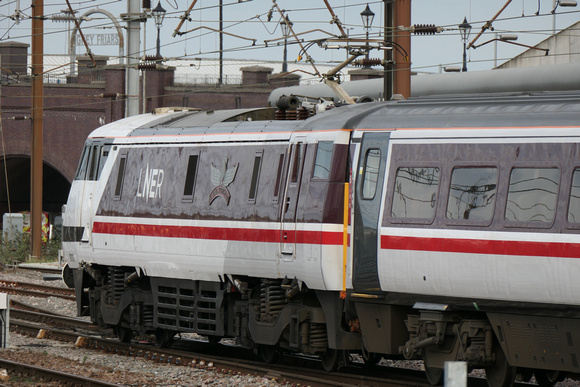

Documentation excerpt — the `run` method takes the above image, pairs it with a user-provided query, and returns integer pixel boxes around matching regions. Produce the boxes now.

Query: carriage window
[447,167,498,221]
[75,145,90,180]
[312,141,333,180]
[248,151,263,203]
[291,142,304,183]
[568,169,580,223]
[96,145,111,180]
[391,167,440,219]
[183,154,199,202]
[273,153,284,203]
[362,149,381,199]
[505,167,559,223]
[87,145,101,181]
[113,155,127,200]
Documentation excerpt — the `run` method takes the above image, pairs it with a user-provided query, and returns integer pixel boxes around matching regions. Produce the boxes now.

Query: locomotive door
[353,132,390,291]
[280,137,306,259]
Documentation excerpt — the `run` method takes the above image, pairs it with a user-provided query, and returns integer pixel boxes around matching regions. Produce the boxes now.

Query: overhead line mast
[31,0,44,259]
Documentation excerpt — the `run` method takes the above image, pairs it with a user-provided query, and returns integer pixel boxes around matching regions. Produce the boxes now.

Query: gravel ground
[0,264,578,386]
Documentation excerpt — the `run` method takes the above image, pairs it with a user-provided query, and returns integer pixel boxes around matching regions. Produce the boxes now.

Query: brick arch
[0,155,71,224]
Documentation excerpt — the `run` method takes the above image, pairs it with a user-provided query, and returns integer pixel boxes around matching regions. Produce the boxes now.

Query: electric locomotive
[63,92,580,387]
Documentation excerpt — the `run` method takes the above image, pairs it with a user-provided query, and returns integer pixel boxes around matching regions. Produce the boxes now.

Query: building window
[447,167,498,222]
[505,167,559,224]
[391,167,440,220]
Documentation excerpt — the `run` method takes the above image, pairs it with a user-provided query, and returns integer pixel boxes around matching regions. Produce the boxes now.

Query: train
[62,91,580,387]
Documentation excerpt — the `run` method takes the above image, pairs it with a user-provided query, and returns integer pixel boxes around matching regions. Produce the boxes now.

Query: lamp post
[280,15,293,73]
[360,4,375,61]
[152,1,166,58]
[458,17,472,72]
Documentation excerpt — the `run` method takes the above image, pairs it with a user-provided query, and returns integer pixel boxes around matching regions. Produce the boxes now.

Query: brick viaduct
[0,42,300,225]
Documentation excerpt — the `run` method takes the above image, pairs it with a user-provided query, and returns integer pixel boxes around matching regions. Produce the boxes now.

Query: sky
[0,0,579,76]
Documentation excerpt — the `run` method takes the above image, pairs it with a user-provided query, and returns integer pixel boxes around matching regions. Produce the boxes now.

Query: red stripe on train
[381,235,580,258]
[92,222,343,245]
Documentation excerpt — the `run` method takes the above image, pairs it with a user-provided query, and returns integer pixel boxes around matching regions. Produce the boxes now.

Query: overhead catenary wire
[0,0,577,81]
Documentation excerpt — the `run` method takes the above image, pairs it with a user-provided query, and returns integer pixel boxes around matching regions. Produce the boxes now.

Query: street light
[360,4,375,61]
[152,1,167,58]
[458,17,472,72]
[280,15,293,73]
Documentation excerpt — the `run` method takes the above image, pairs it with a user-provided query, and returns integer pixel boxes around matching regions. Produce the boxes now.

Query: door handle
[284,197,291,213]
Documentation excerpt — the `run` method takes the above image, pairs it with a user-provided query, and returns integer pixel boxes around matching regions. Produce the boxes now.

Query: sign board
[75,33,120,46]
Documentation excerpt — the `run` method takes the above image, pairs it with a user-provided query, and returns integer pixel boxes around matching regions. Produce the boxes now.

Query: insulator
[275,110,286,120]
[297,107,310,120]
[352,58,383,67]
[51,15,77,22]
[413,24,438,35]
[142,55,163,62]
[138,63,157,70]
[286,110,298,120]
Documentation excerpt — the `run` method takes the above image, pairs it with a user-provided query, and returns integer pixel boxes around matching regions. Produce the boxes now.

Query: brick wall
[0,52,300,185]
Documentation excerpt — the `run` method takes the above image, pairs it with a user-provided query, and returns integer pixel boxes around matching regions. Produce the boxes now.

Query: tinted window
[391,167,440,219]
[273,153,284,202]
[291,143,303,183]
[505,167,559,223]
[248,151,263,203]
[362,149,380,199]
[447,167,498,221]
[97,145,111,180]
[114,156,127,200]
[87,145,100,181]
[569,169,580,223]
[312,141,333,180]
[75,145,90,180]
[183,154,199,200]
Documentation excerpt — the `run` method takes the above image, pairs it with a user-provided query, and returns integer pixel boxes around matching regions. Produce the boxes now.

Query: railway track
[0,357,118,386]
[16,265,62,275]
[9,315,431,387]
[8,315,530,387]
[0,280,75,300]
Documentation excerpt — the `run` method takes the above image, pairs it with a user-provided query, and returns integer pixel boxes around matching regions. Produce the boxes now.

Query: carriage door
[280,137,306,260]
[353,132,390,291]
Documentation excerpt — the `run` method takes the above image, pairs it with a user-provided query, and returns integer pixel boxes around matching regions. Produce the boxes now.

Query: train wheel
[423,349,443,386]
[485,343,516,387]
[257,345,279,364]
[155,328,175,348]
[115,326,132,343]
[534,370,564,386]
[320,349,341,372]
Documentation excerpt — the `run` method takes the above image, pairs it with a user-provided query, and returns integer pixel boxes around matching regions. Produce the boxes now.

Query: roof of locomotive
[89,91,580,140]
[302,91,580,131]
